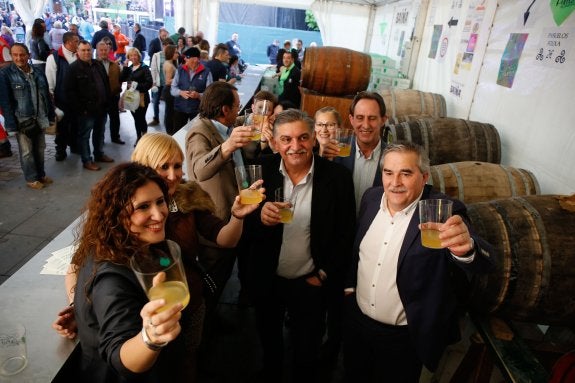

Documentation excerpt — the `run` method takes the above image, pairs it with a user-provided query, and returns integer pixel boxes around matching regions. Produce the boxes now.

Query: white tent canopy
[174,0,389,52]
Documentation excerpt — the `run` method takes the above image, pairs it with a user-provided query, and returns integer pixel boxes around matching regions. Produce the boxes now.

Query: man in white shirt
[45,31,79,161]
[248,109,356,382]
[343,141,495,382]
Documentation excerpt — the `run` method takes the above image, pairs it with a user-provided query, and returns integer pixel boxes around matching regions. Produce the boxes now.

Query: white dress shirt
[276,158,315,279]
[45,45,77,94]
[353,139,381,213]
[356,191,420,325]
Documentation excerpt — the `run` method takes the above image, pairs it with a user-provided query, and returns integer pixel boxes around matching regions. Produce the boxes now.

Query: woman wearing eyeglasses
[314,106,342,160]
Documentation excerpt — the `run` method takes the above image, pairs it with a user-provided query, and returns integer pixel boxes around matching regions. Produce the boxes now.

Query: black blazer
[347,184,495,370]
[278,65,301,108]
[246,154,356,302]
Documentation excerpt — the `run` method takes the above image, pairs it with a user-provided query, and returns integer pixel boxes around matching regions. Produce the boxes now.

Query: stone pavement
[0,134,57,184]
[0,110,161,285]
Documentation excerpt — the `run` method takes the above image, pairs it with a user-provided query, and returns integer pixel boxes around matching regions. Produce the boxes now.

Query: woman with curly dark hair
[71,163,187,382]
[53,135,265,382]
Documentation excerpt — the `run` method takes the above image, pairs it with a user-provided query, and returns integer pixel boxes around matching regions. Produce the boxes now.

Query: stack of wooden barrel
[300,47,575,327]
[300,46,372,129]
[384,113,574,327]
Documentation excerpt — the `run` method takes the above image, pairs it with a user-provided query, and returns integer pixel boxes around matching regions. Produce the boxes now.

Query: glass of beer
[335,128,354,157]
[418,199,453,249]
[274,187,296,224]
[130,240,190,312]
[245,100,271,141]
[234,165,263,204]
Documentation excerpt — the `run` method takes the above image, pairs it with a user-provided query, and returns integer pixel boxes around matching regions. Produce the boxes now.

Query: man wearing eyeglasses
[247,109,356,382]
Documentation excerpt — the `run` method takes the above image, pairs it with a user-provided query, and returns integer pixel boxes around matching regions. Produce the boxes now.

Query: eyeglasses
[315,122,338,130]
[278,134,311,145]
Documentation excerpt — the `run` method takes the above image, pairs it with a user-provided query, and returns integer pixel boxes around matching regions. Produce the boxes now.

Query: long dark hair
[71,163,168,270]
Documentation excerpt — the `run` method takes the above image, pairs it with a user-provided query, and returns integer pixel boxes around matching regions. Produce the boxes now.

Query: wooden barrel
[379,89,447,118]
[301,47,371,96]
[466,195,575,326]
[300,88,354,130]
[389,117,501,165]
[429,161,540,203]
[386,115,434,125]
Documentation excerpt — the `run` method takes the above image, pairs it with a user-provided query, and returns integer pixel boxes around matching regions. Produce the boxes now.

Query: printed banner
[497,33,529,88]
[429,25,443,58]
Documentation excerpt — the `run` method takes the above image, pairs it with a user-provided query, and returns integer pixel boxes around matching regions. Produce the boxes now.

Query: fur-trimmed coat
[166,181,226,310]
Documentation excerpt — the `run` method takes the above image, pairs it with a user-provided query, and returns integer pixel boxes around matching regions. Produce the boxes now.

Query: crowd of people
[1,11,497,383]
[49,82,494,383]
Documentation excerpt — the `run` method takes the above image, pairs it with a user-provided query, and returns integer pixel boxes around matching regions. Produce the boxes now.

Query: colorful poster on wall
[497,33,529,88]
[534,28,574,69]
[453,0,485,74]
[450,0,487,98]
[429,25,443,58]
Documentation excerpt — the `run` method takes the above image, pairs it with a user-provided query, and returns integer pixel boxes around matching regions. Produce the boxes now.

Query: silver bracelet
[141,327,168,351]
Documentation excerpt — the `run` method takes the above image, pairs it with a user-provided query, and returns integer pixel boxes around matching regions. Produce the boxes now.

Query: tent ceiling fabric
[222,0,396,10]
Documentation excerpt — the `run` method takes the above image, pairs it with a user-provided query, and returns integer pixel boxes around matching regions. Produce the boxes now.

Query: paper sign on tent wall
[497,33,529,88]
[534,27,574,69]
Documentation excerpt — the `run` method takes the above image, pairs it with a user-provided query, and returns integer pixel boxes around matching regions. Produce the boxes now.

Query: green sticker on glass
[551,0,575,26]
[159,257,171,267]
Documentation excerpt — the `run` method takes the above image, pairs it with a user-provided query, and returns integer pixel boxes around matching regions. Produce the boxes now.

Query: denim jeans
[151,86,163,121]
[16,131,46,182]
[77,114,105,163]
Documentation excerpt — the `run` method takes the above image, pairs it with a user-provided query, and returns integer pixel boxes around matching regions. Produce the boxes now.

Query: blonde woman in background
[314,106,342,160]
[53,132,264,382]
[120,47,152,144]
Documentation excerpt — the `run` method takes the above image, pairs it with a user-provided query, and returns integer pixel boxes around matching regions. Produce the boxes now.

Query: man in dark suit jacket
[247,109,356,382]
[319,92,389,211]
[148,27,169,62]
[343,141,495,382]
[90,19,117,52]
[132,23,146,59]
[278,50,301,108]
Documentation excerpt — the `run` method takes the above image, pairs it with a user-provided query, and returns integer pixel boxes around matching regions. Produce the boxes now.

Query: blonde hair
[131,133,183,169]
[127,47,142,61]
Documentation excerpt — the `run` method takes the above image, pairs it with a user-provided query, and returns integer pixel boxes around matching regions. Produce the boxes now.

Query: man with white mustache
[247,109,356,382]
[331,91,388,212]
[343,141,494,382]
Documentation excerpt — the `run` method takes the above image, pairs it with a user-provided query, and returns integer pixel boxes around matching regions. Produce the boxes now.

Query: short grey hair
[381,141,430,174]
[272,109,314,136]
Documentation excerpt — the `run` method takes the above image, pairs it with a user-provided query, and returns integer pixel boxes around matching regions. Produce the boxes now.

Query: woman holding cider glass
[56,134,263,382]
[72,163,186,382]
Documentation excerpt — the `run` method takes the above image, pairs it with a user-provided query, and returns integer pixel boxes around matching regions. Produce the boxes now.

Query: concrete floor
[0,106,508,382]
